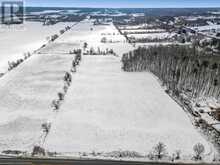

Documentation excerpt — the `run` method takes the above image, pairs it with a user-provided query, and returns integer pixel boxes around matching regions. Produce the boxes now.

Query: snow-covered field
[0,19,216,161]
[191,24,220,32]
[134,42,175,47]
[56,20,126,45]
[46,20,133,56]
[119,24,154,30]
[39,20,214,159]
[127,32,175,39]
[121,29,166,34]
[44,55,212,158]
[0,21,74,73]
[0,53,73,152]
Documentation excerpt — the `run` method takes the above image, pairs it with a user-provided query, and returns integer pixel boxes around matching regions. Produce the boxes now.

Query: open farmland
[52,20,132,55]
[0,21,75,73]
[0,53,74,152]
[116,24,178,47]
[44,55,211,159]
[121,29,166,34]
[21,19,213,160]
[0,13,219,163]
[127,32,174,39]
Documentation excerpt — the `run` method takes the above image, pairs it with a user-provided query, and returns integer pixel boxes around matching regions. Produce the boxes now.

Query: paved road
[0,158,219,165]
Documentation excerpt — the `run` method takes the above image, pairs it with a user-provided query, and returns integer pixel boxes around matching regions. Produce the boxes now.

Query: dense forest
[122,45,220,100]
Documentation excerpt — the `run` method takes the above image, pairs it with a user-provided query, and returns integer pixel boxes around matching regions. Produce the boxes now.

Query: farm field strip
[40,20,214,160]
[0,53,74,152]
[0,21,76,73]
[0,19,215,161]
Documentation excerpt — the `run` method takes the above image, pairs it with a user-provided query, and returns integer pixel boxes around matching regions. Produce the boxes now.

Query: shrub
[147,151,155,160]
[63,85,68,93]
[2,150,23,155]
[32,146,45,156]
[41,122,51,134]
[51,100,60,110]
[58,92,64,101]
[174,150,181,160]
[60,29,65,34]
[106,150,143,158]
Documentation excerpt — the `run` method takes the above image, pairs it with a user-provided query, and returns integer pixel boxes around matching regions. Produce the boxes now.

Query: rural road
[0,158,218,165]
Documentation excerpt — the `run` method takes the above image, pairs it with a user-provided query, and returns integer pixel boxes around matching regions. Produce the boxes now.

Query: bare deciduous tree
[153,142,167,160]
[193,143,205,160]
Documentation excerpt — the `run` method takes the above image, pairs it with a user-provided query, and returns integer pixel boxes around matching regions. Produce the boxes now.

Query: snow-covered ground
[119,24,154,30]
[193,98,220,132]
[44,20,133,56]
[134,42,175,47]
[39,20,214,159]
[29,9,80,15]
[191,25,220,32]
[121,29,166,34]
[0,21,74,73]
[44,55,212,159]
[134,42,190,48]
[0,53,73,152]
[0,19,216,161]
[127,32,175,39]
[29,10,63,15]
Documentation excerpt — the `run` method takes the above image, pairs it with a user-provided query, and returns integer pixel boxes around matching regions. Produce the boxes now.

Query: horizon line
[25,6,220,9]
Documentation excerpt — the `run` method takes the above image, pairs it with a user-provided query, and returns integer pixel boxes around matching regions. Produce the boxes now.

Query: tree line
[122,45,220,101]
[32,51,82,157]
[121,45,220,156]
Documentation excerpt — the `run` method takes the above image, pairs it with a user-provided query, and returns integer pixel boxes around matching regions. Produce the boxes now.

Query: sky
[25,0,220,8]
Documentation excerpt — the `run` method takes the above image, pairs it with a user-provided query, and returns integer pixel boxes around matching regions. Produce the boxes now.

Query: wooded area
[122,45,220,100]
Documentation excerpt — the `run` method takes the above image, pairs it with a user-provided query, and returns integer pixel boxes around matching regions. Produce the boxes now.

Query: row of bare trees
[48,26,72,42]
[148,142,207,161]
[60,26,71,35]
[69,49,82,55]
[32,51,82,157]
[8,52,31,71]
[123,30,166,35]
[83,47,116,56]
[122,45,220,100]
[51,53,82,111]
[7,26,73,73]
[128,36,175,43]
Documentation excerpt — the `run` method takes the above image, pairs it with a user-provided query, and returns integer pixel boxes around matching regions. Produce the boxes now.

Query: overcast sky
[25,0,220,8]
